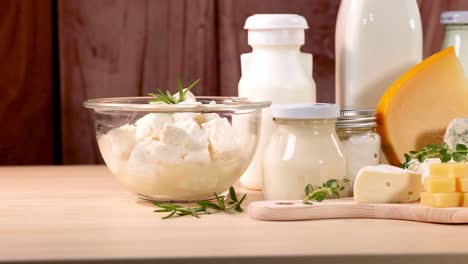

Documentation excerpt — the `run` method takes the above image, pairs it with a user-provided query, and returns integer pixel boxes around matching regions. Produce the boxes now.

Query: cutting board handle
[248,199,468,224]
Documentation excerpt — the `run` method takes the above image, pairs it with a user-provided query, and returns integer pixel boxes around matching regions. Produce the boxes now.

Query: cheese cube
[429,163,457,178]
[424,177,456,193]
[354,165,422,203]
[452,163,468,178]
[457,178,468,192]
[463,193,468,207]
[420,192,462,207]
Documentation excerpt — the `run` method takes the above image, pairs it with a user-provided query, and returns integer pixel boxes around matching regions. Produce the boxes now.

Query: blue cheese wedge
[444,118,468,149]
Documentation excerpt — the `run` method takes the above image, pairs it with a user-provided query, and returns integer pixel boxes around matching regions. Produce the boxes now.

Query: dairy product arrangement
[83,7,468,222]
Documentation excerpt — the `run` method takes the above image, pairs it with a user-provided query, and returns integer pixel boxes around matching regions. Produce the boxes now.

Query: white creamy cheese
[97,124,137,174]
[135,113,173,141]
[160,121,210,163]
[444,118,468,149]
[202,117,239,159]
[98,106,244,199]
[354,165,422,203]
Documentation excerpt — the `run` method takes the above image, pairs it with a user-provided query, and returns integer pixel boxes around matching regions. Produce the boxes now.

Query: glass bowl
[84,96,271,202]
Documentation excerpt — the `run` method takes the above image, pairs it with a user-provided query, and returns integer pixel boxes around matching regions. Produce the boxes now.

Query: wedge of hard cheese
[377,47,468,166]
[354,165,422,203]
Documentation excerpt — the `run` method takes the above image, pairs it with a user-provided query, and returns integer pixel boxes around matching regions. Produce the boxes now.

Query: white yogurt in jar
[263,104,350,200]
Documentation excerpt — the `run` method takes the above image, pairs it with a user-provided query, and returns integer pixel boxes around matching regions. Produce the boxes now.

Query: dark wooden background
[1,0,468,165]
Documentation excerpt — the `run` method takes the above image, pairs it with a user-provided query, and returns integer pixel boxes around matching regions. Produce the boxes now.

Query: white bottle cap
[271,103,340,119]
[441,11,468,24]
[244,14,308,45]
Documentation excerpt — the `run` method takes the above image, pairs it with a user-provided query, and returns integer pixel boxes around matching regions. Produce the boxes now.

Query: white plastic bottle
[335,0,423,109]
[238,14,316,190]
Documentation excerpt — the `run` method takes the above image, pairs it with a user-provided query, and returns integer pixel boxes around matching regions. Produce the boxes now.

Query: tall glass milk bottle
[238,14,316,190]
[441,11,468,76]
[335,0,422,109]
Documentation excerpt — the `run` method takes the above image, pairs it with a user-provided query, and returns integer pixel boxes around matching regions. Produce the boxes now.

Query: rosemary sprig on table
[153,187,247,219]
[303,178,350,204]
[148,75,200,104]
[400,143,468,169]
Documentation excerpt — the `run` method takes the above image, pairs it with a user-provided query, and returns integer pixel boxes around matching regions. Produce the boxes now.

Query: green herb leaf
[153,202,182,210]
[453,152,465,162]
[148,75,201,104]
[303,178,350,204]
[162,210,176,219]
[176,74,184,101]
[196,201,221,210]
[456,144,468,152]
[154,209,172,213]
[401,143,468,169]
[404,153,411,163]
[418,153,427,163]
[153,187,246,219]
[313,192,326,202]
[426,144,438,152]
[440,153,452,163]
[187,207,199,218]
[234,194,247,213]
[183,79,201,97]
[214,192,225,210]
[304,184,314,195]
[325,179,337,188]
[229,186,238,202]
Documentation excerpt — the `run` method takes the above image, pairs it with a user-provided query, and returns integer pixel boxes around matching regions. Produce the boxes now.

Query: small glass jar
[441,11,468,76]
[336,109,381,187]
[263,104,350,200]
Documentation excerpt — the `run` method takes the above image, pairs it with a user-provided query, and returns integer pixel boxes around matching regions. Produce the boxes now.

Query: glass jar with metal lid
[263,103,350,200]
[441,11,468,76]
[336,109,381,187]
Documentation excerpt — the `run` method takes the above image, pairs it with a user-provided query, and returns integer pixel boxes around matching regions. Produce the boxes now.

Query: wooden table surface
[2,165,468,264]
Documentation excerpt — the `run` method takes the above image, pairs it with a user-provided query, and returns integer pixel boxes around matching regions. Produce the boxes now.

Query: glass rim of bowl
[83,96,271,112]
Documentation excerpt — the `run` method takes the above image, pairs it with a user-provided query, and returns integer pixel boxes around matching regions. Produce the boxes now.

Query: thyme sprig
[303,178,350,204]
[401,143,468,169]
[153,187,247,219]
[148,75,200,104]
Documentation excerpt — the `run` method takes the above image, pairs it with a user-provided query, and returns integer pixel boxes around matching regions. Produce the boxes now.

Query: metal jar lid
[336,108,377,129]
[440,11,468,24]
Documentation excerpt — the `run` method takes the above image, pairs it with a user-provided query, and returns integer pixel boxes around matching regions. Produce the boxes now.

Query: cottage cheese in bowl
[85,92,270,201]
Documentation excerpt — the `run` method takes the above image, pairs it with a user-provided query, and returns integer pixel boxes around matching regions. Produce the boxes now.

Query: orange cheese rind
[376,47,456,166]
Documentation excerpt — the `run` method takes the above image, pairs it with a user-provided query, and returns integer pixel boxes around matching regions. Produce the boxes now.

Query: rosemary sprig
[401,143,468,169]
[303,178,350,204]
[153,187,247,219]
[148,74,200,104]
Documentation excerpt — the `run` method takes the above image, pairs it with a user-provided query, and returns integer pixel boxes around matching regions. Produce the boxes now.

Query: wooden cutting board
[248,198,468,224]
